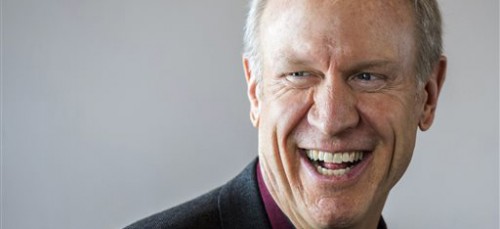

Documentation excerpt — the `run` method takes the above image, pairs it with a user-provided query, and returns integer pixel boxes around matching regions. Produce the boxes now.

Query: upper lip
[293,129,377,152]
[299,147,372,153]
[296,139,375,153]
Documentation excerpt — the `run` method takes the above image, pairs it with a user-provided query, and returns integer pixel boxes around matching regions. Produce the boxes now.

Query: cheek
[257,87,313,172]
[259,89,314,147]
[358,89,421,139]
[358,93,420,185]
[256,89,315,220]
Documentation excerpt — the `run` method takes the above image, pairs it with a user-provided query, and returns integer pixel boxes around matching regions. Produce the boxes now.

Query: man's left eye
[356,72,375,81]
[288,71,311,77]
[349,72,387,92]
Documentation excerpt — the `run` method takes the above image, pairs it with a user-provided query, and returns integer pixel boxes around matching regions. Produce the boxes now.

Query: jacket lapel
[218,159,272,229]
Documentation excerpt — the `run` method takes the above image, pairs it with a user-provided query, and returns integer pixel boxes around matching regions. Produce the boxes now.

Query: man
[126,0,446,228]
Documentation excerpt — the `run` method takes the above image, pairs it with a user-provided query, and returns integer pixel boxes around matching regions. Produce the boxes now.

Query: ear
[419,56,447,131]
[243,57,261,127]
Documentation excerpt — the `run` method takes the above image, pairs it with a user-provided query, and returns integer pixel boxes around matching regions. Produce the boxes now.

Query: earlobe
[243,57,261,128]
[419,56,447,131]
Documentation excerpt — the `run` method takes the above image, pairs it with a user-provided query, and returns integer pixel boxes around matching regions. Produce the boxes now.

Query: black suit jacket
[124,159,387,229]
[125,159,272,229]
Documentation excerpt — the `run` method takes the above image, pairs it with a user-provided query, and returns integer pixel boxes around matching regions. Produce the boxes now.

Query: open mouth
[304,149,367,177]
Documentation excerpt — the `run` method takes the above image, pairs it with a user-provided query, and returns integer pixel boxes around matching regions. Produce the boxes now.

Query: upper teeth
[306,150,364,163]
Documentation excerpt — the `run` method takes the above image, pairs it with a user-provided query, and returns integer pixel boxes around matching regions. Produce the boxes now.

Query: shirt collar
[256,162,295,229]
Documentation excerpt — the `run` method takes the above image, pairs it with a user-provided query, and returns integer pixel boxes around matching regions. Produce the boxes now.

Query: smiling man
[126,0,446,228]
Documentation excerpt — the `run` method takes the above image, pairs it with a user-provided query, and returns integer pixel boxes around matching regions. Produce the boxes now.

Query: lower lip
[300,149,373,185]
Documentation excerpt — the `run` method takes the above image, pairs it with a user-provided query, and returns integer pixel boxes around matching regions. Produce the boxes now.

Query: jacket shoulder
[124,159,269,229]
[124,187,222,229]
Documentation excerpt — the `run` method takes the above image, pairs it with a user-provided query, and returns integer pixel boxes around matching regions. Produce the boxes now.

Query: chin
[292,185,385,228]
[305,198,368,228]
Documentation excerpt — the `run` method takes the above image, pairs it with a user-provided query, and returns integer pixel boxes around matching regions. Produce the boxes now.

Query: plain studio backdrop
[1,0,498,228]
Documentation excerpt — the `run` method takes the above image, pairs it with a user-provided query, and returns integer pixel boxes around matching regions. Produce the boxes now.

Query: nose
[307,77,360,136]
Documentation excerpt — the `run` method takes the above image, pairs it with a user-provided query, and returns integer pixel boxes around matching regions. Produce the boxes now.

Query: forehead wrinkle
[261,0,343,72]
[268,31,334,72]
[325,5,413,73]
[271,48,329,75]
[261,0,415,75]
[296,37,333,71]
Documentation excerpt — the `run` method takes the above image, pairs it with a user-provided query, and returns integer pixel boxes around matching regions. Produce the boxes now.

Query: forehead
[259,0,416,71]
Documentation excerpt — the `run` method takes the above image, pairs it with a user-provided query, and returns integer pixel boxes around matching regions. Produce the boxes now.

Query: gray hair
[243,0,267,83]
[242,0,443,84]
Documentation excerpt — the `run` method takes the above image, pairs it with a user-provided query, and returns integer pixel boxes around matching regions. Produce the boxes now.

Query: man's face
[244,0,444,228]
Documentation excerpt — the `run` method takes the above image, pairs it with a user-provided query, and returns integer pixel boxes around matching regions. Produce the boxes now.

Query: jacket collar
[218,158,272,229]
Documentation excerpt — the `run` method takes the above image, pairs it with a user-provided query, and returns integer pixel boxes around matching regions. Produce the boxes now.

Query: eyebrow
[278,56,398,73]
[341,59,399,75]
[277,55,326,70]
[347,60,396,69]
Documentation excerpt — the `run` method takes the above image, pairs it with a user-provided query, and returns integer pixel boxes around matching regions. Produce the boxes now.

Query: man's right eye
[283,71,320,88]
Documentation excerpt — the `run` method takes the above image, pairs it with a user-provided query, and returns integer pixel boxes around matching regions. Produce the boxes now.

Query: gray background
[1,0,498,228]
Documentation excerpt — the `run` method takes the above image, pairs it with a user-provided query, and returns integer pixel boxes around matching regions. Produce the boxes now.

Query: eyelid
[348,72,388,92]
[282,70,322,89]
[350,72,385,80]
[287,71,312,77]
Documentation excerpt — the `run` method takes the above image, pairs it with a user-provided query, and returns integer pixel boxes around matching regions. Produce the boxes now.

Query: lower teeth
[316,165,351,177]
